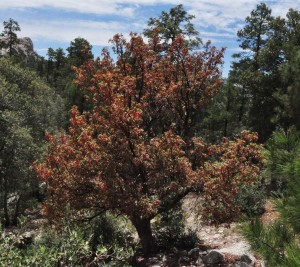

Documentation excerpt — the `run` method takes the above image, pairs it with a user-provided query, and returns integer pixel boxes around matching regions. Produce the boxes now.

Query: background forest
[1,2,300,266]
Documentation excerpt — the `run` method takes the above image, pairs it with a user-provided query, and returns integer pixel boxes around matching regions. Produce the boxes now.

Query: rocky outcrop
[132,247,262,266]
[0,36,39,62]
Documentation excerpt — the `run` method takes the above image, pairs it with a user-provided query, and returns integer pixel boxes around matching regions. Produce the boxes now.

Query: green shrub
[241,127,300,267]
[20,245,59,267]
[87,213,134,266]
[236,183,266,217]
[153,204,199,251]
[241,219,300,267]
[33,214,134,266]
[276,154,300,233]
[0,213,134,266]
[282,246,300,267]
[265,127,300,193]
[0,232,23,267]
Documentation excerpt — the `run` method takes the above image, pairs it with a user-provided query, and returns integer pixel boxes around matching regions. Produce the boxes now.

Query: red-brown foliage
[33,33,263,253]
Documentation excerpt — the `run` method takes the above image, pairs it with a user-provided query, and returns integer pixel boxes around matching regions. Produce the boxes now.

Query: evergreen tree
[46,47,55,82]
[45,47,67,92]
[230,5,300,139]
[65,37,93,113]
[201,80,243,141]
[143,4,201,50]
[236,3,273,65]
[230,3,279,141]
[280,9,300,131]
[66,37,93,66]
[0,58,65,226]
[0,18,21,57]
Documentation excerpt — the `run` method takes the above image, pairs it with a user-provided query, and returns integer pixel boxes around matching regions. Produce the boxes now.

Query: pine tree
[0,18,21,57]
[143,4,201,50]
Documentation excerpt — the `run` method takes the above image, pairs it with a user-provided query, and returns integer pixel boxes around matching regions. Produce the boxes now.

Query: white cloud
[226,47,244,52]
[20,19,133,46]
[271,1,300,17]
[0,0,137,16]
[2,1,299,33]
[201,31,235,38]
[0,0,263,20]
[1,0,300,62]
[189,1,299,31]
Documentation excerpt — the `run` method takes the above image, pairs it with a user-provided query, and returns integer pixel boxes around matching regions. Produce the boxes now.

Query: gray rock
[216,241,251,256]
[241,254,256,266]
[202,250,224,265]
[179,256,190,264]
[188,247,200,259]
[156,253,164,260]
[180,249,188,257]
[14,231,34,248]
[233,262,251,267]
[169,247,178,253]
[0,36,39,62]
[7,193,20,205]
[196,257,203,265]
[22,232,33,244]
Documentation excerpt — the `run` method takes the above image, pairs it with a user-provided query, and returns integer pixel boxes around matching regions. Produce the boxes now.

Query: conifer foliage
[0,18,20,56]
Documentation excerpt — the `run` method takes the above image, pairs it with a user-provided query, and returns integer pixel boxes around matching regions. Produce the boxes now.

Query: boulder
[241,254,256,266]
[0,36,39,62]
[14,231,34,248]
[188,247,200,260]
[202,250,225,265]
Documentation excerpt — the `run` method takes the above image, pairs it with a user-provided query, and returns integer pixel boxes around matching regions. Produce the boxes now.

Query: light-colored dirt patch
[260,199,279,224]
[182,193,253,256]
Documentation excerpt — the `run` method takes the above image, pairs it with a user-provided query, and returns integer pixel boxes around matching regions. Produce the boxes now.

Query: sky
[0,0,300,77]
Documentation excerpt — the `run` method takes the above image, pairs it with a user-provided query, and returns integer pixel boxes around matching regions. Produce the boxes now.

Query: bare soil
[181,193,275,267]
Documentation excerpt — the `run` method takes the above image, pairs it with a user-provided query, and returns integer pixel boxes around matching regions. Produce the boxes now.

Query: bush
[241,219,300,267]
[87,213,135,265]
[265,127,300,193]
[276,154,300,233]
[0,231,23,267]
[264,127,300,234]
[0,213,134,266]
[236,182,266,217]
[153,204,199,251]
[241,127,300,267]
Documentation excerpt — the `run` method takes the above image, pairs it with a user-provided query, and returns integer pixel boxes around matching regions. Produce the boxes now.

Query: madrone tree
[34,33,263,254]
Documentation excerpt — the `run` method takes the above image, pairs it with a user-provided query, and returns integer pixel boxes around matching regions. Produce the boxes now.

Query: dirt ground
[181,193,278,266]
[182,193,250,253]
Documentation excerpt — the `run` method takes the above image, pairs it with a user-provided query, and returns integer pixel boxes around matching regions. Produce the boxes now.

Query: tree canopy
[0,58,65,226]
[34,33,263,254]
[222,2,300,143]
[144,4,201,50]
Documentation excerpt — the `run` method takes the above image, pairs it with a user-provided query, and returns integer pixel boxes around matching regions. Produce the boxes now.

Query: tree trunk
[239,87,246,124]
[12,195,21,226]
[3,177,10,227]
[132,216,154,255]
[9,35,13,57]
[223,86,232,137]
